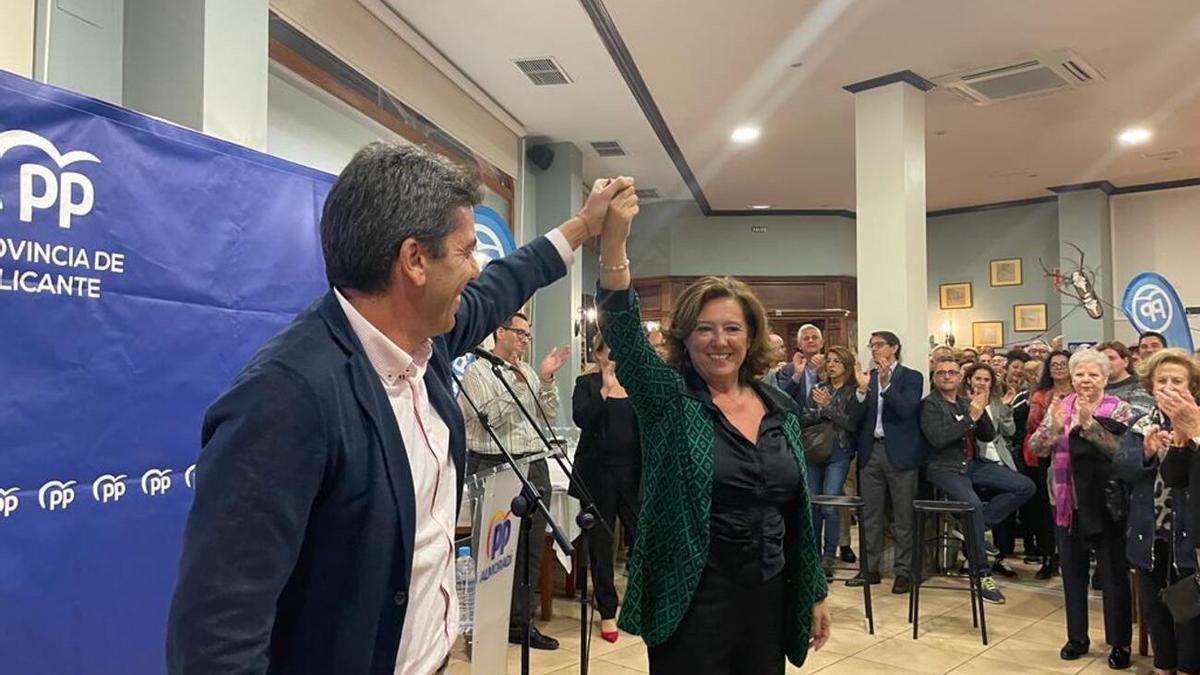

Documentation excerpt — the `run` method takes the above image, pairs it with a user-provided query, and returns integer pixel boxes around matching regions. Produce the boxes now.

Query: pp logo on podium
[479,509,516,582]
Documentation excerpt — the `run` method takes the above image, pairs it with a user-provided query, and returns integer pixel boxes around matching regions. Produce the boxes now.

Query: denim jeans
[807,456,852,558]
[926,460,1035,574]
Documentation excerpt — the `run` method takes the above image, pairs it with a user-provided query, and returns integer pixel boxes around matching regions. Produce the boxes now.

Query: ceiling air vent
[934,49,1103,106]
[590,140,626,157]
[511,57,572,86]
[634,188,660,200]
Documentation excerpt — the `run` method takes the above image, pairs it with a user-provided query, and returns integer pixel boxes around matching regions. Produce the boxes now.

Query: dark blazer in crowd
[779,362,818,405]
[166,238,567,675]
[856,364,927,472]
[1115,415,1196,571]
[570,371,641,493]
[919,394,998,471]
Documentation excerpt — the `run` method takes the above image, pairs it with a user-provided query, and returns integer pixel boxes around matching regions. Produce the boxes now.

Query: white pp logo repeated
[38,480,78,511]
[0,130,99,230]
[92,473,128,504]
[184,464,196,489]
[140,468,173,497]
[1,486,20,517]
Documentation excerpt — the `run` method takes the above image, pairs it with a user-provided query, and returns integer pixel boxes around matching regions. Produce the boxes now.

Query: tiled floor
[448,554,1156,674]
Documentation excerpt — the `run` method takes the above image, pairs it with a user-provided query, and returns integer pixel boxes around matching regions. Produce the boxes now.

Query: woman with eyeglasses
[1022,349,1073,578]
[1028,349,1136,669]
[1116,349,1200,675]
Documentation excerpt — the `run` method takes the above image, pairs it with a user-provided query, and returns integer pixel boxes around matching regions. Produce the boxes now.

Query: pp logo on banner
[140,468,173,496]
[38,480,77,511]
[453,205,519,385]
[0,130,100,230]
[92,474,128,504]
[185,464,196,489]
[1,487,20,518]
[1121,272,1195,353]
[1131,284,1172,331]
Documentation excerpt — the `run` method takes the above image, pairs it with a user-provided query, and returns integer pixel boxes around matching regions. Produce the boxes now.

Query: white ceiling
[385,0,1200,211]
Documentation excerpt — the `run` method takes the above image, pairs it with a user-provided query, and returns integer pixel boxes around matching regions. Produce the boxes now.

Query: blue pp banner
[0,71,337,673]
[473,203,517,265]
[1121,272,1195,353]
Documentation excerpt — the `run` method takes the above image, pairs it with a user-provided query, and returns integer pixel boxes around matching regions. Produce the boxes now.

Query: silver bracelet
[599,257,629,272]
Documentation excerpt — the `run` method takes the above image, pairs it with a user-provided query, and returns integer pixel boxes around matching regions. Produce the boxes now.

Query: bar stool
[811,494,874,634]
[908,499,988,645]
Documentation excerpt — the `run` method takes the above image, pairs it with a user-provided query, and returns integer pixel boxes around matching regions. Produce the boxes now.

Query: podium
[457,450,580,673]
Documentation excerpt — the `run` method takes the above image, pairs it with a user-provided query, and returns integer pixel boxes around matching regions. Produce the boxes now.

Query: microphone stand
[511,367,613,675]
[451,368,574,675]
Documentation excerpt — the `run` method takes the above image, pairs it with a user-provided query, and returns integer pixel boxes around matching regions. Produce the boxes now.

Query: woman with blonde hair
[1116,348,1200,675]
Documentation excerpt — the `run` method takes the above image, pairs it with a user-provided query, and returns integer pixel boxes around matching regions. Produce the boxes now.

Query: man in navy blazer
[847,330,927,595]
[166,142,637,674]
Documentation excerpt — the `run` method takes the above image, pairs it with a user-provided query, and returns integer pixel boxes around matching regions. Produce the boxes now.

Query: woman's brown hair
[665,276,772,385]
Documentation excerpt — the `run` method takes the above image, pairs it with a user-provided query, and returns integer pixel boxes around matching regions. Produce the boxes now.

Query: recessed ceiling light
[731,126,761,143]
[1118,127,1152,145]
[749,204,772,210]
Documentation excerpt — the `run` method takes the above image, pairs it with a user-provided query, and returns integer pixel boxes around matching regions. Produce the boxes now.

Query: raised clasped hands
[577,177,634,238]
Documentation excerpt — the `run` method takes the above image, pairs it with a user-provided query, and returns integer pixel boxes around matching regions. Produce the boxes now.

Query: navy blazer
[166,237,567,675]
[855,363,927,472]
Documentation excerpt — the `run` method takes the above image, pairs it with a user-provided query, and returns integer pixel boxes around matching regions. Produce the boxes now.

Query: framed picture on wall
[972,321,1004,347]
[939,282,973,310]
[1013,303,1048,332]
[990,258,1023,286]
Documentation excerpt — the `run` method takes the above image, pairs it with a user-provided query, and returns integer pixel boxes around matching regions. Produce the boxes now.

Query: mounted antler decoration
[1039,242,1104,319]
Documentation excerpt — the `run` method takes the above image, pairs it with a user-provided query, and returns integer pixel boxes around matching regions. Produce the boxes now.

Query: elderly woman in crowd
[1028,349,1136,669]
[1115,349,1200,675]
[595,204,829,673]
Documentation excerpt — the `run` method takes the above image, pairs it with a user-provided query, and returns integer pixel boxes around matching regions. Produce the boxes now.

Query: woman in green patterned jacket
[593,189,831,674]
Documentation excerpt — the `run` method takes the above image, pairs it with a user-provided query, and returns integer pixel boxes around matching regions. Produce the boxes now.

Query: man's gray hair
[320,141,482,293]
[797,323,823,338]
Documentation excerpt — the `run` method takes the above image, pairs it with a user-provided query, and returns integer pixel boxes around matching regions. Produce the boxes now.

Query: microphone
[471,347,512,370]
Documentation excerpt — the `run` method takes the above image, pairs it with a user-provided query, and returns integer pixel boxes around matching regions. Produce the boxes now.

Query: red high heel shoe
[600,629,619,643]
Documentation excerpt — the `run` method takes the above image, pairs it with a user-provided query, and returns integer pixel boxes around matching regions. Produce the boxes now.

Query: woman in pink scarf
[1028,348,1136,670]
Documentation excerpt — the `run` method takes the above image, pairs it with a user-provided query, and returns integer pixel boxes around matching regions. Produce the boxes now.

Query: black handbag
[1159,536,1200,622]
[1104,479,1130,523]
[1161,574,1200,622]
[802,422,834,464]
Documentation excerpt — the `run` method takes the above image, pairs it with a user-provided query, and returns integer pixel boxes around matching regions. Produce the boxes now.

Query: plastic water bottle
[455,545,475,635]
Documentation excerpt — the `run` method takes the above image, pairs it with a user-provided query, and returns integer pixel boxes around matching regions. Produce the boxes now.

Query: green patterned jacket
[599,289,829,667]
